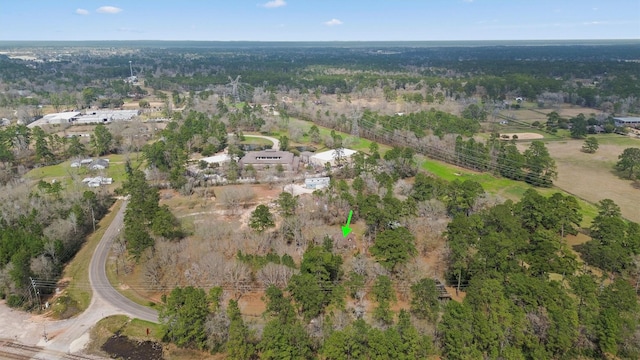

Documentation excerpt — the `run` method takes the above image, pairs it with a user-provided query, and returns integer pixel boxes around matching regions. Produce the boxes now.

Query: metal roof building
[74,110,140,124]
[614,117,640,128]
[27,111,81,128]
[309,148,357,167]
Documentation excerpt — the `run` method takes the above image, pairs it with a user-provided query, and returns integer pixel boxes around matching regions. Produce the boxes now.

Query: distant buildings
[28,109,140,128]
[75,110,140,125]
[70,158,109,170]
[28,112,81,127]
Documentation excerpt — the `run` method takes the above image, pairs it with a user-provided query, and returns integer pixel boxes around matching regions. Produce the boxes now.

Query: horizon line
[1,38,638,42]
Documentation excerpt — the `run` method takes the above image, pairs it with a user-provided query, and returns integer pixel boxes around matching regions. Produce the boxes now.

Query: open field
[542,137,640,223]
[499,132,544,140]
[421,158,599,226]
[25,153,143,189]
[533,105,601,119]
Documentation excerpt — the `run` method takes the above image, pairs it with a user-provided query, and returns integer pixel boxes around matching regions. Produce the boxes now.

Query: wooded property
[0,40,639,359]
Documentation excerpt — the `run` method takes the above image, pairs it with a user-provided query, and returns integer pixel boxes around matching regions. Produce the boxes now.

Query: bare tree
[224,261,251,299]
[205,311,230,351]
[216,185,255,215]
[31,255,56,281]
[257,263,296,288]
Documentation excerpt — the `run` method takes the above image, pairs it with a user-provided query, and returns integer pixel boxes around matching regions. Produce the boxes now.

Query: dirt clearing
[501,132,544,140]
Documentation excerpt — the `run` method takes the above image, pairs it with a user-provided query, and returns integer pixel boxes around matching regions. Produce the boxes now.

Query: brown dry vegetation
[517,139,640,223]
[109,179,452,319]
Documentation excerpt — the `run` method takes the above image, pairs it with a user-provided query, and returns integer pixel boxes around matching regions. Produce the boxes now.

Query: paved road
[0,199,159,357]
[88,199,158,323]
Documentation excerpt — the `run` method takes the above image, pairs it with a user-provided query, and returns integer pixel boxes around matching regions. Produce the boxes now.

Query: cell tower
[129,60,133,77]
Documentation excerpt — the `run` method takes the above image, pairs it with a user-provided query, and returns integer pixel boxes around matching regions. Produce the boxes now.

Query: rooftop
[240,150,294,165]
[614,117,640,123]
[310,148,357,162]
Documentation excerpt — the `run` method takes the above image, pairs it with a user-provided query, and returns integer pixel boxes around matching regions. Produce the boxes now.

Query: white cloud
[75,8,89,15]
[463,0,474,2]
[261,0,286,8]
[324,18,343,26]
[96,6,123,14]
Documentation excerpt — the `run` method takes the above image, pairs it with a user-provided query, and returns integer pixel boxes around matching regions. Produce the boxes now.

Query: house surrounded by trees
[239,149,298,171]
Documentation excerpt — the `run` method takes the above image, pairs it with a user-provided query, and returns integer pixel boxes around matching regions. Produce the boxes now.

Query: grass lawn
[240,135,273,146]
[594,133,640,147]
[105,252,160,309]
[25,153,143,185]
[53,200,122,319]
[86,315,162,356]
[421,158,598,226]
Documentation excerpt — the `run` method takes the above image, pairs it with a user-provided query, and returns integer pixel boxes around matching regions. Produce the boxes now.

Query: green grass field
[240,135,273,146]
[421,158,598,226]
[24,153,143,187]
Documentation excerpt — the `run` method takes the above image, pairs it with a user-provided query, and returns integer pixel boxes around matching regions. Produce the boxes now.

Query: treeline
[3,43,640,114]
[154,179,640,358]
[119,168,183,260]
[0,123,117,184]
[442,190,640,359]
[0,185,111,308]
[158,241,438,359]
[142,110,228,189]
[361,108,480,138]
[454,136,558,187]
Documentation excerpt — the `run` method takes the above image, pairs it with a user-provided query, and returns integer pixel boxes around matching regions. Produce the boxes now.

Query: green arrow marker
[342,210,353,237]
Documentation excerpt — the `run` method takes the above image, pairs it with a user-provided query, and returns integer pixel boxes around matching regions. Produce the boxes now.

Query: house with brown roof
[239,150,298,171]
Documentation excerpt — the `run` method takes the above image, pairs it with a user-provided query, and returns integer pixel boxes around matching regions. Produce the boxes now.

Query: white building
[82,176,113,187]
[199,153,231,166]
[27,111,81,128]
[74,110,139,124]
[309,148,357,167]
[89,159,110,170]
[305,177,330,189]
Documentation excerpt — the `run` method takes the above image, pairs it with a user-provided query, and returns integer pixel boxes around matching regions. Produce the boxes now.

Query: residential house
[89,158,109,170]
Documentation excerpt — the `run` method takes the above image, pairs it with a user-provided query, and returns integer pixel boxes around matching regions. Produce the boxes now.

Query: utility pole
[30,277,41,310]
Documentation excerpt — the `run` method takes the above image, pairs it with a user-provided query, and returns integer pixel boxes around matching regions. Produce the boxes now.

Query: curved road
[0,199,158,357]
[230,133,280,150]
[88,199,159,323]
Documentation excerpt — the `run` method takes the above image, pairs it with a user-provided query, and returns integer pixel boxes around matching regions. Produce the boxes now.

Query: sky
[0,0,638,41]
